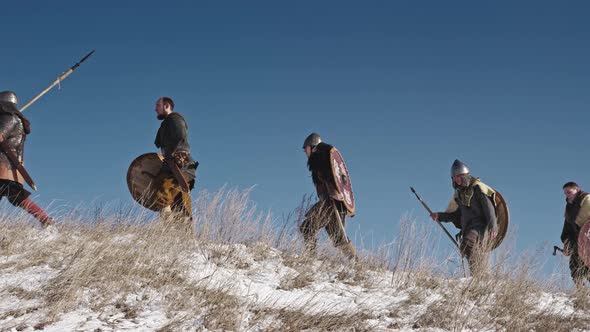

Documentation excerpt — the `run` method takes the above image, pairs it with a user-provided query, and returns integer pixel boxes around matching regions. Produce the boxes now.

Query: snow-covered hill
[1,189,589,331]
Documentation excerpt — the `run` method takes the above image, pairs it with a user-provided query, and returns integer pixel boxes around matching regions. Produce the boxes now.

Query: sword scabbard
[164,158,190,193]
[0,141,37,190]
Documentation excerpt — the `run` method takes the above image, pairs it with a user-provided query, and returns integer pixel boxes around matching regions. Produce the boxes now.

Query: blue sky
[2,1,590,270]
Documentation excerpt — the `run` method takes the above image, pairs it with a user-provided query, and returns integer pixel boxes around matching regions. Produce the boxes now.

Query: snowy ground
[1,225,589,332]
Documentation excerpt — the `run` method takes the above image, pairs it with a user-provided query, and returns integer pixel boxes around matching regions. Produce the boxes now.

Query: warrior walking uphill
[299,133,356,260]
[431,160,499,277]
[0,91,53,227]
[561,182,590,286]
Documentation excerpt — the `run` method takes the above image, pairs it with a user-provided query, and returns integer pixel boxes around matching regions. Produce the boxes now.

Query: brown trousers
[299,200,356,259]
[460,229,493,277]
[151,172,193,233]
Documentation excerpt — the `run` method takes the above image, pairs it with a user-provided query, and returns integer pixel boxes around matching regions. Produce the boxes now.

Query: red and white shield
[330,148,355,216]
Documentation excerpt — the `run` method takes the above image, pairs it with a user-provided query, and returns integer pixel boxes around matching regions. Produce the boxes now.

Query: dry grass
[406,233,590,331]
[274,309,373,331]
[279,271,314,290]
[0,188,277,329]
[0,189,589,331]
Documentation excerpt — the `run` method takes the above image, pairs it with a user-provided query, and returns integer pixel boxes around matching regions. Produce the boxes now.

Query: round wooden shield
[127,152,173,211]
[491,190,510,250]
[578,222,590,268]
[330,148,355,216]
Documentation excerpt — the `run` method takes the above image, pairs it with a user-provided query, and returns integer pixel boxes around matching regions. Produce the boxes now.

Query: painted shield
[330,148,355,216]
[578,222,590,268]
[127,153,182,211]
[491,190,510,250]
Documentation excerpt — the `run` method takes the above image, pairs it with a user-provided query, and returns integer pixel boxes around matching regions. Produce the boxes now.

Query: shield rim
[491,189,510,250]
[126,152,165,211]
[329,147,355,216]
[578,222,590,268]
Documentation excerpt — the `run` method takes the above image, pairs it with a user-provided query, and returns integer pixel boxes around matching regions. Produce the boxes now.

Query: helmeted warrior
[0,91,53,227]
[152,96,198,223]
[560,181,590,286]
[431,159,498,276]
[300,133,356,259]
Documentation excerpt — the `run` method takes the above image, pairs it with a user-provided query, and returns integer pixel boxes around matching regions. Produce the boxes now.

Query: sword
[164,158,190,193]
[0,141,37,190]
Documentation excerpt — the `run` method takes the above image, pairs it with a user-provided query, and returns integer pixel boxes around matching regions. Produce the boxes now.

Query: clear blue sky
[2,1,590,265]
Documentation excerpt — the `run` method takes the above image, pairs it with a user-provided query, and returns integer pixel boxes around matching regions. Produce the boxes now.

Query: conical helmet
[451,159,470,177]
[0,91,18,106]
[302,133,322,148]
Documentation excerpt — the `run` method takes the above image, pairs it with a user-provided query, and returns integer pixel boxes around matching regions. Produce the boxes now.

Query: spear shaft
[410,186,467,276]
[410,186,461,249]
[20,50,95,113]
[5,50,95,190]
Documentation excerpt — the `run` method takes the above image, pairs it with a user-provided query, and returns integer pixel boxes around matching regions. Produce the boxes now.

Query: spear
[410,186,460,249]
[19,50,95,113]
[410,186,466,276]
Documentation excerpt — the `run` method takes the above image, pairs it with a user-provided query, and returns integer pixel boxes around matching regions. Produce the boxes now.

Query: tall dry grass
[0,188,588,331]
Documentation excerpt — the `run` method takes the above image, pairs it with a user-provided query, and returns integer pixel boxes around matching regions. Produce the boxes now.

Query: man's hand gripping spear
[410,186,466,276]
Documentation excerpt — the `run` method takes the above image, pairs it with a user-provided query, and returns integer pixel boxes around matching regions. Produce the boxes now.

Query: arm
[156,114,189,158]
[561,220,576,243]
[477,188,498,233]
[436,209,461,225]
[561,220,577,255]
[0,113,16,142]
[432,196,461,228]
[312,171,329,200]
[165,114,188,155]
